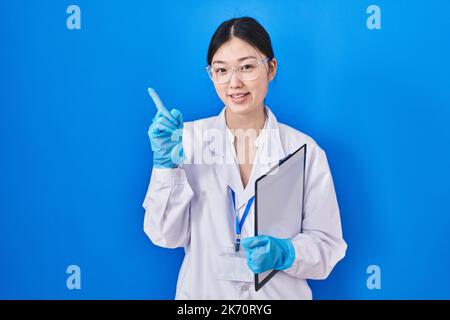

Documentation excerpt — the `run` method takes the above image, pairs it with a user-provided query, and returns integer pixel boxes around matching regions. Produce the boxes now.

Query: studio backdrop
[1,0,449,299]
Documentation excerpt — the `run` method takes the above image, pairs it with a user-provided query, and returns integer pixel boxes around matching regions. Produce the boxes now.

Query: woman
[143,17,347,299]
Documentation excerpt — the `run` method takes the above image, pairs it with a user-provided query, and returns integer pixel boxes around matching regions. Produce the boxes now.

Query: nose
[229,69,243,88]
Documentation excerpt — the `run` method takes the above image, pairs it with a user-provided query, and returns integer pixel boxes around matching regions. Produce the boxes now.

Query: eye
[241,64,255,72]
[214,67,228,74]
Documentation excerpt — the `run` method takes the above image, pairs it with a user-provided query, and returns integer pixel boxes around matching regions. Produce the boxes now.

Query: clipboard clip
[278,153,291,166]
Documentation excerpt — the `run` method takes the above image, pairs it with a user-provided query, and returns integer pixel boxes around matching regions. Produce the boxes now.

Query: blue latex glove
[147,88,185,168]
[242,235,295,274]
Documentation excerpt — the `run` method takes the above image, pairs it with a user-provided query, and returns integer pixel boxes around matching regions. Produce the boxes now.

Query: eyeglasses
[206,57,272,84]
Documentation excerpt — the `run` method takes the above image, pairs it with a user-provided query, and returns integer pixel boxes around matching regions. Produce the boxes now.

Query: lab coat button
[239,284,250,291]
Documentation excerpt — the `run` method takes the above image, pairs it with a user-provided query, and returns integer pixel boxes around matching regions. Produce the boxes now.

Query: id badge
[215,246,253,282]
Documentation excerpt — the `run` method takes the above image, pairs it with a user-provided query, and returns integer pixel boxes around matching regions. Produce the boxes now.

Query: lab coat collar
[210,106,286,211]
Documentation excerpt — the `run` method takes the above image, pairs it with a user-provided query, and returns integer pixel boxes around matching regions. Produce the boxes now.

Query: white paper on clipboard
[254,144,306,291]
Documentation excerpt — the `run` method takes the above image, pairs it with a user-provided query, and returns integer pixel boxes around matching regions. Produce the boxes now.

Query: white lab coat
[142,106,347,300]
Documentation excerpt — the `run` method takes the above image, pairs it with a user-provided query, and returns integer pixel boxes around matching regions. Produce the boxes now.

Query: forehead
[212,37,261,64]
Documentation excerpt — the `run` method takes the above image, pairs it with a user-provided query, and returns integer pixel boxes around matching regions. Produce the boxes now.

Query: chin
[226,99,256,115]
[227,104,250,114]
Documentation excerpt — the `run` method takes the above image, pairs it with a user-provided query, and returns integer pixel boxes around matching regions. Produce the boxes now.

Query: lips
[230,92,248,98]
[229,92,249,98]
[229,92,250,104]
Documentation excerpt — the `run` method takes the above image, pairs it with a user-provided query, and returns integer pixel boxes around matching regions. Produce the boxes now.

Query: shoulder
[182,115,219,163]
[183,115,218,143]
[183,114,217,131]
[277,122,333,182]
[277,122,324,156]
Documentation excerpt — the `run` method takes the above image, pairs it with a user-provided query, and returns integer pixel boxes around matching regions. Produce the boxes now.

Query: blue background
[1,0,449,299]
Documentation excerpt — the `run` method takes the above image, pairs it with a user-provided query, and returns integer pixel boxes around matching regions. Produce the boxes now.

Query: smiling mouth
[229,93,250,98]
[229,92,250,105]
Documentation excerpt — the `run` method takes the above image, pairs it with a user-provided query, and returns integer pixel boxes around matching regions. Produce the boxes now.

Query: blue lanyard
[230,188,254,252]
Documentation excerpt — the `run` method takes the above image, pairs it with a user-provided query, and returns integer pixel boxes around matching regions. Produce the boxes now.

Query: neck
[225,106,266,132]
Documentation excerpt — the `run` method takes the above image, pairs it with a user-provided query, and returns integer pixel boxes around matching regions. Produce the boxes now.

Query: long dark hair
[207,17,274,67]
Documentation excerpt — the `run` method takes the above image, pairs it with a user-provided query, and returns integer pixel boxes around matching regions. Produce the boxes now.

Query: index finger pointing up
[147,87,177,123]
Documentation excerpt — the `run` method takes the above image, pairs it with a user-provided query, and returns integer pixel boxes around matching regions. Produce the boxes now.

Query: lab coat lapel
[209,107,286,211]
[209,108,244,207]
[239,107,286,209]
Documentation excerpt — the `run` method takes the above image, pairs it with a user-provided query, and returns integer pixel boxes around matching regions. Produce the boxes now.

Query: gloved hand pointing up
[147,88,185,168]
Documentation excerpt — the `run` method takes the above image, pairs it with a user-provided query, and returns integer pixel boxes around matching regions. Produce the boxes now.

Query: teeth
[231,93,247,98]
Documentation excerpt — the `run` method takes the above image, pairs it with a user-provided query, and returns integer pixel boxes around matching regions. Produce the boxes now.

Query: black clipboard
[254,144,307,291]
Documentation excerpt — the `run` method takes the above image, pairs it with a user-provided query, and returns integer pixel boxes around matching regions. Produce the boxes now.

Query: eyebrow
[212,55,257,65]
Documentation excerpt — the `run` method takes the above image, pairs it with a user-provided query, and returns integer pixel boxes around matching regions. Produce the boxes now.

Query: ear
[268,58,277,82]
